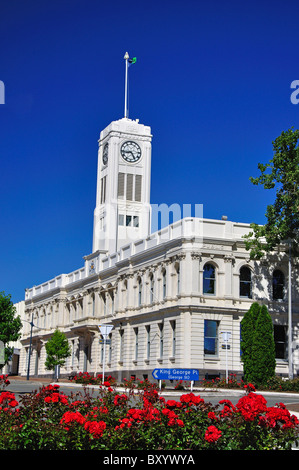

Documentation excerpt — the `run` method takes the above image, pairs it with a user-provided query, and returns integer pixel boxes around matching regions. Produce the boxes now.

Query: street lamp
[23,311,42,381]
[287,240,293,380]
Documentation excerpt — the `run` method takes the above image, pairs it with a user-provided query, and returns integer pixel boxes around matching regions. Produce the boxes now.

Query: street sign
[221,331,231,342]
[99,324,114,338]
[152,368,199,382]
[99,339,111,345]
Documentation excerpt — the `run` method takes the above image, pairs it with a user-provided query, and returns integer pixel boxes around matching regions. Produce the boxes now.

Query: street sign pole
[225,341,228,383]
[102,335,106,384]
[221,332,231,383]
[98,325,114,384]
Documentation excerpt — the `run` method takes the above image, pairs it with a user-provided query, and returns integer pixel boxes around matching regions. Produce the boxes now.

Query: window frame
[273,269,285,301]
[204,319,219,356]
[203,263,216,296]
[239,265,252,299]
[274,324,287,360]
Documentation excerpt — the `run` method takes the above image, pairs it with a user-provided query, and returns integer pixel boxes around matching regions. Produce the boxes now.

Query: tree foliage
[45,329,71,374]
[250,305,276,385]
[241,303,276,386]
[244,128,299,259]
[0,291,22,366]
[240,302,261,382]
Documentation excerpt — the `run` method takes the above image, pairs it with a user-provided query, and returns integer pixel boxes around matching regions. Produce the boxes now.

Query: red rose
[84,420,106,438]
[205,425,222,443]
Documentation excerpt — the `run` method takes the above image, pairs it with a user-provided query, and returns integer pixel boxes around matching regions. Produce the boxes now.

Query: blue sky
[1,0,299,303]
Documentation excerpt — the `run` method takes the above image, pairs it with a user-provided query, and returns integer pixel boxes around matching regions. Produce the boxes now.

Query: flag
[128,57,137,66]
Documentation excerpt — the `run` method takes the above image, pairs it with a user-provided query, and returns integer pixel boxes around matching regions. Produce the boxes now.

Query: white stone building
[18,116,299,382]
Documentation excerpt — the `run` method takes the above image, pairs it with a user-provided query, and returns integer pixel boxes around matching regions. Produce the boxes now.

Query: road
[5,378,299,411]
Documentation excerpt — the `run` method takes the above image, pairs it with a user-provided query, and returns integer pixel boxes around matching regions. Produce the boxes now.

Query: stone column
[224,255,235,299]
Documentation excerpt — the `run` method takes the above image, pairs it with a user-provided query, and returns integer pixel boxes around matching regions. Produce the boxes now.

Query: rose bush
[0,377,298,450]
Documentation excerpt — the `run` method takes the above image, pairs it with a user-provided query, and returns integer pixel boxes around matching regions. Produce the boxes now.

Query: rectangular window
[146,325,151,360]
[108,334,112,363]
[133,215,139,227]
[126,215,132,226]
[274,325,287,359]
[170,320,176,357]
[159,323,164,358]
[134,327,139,361]
[118,214,124,226]
[135,175,142,201]
[126,174,133,201]
[100,176,106,204]
[118,173,142,202]
[118,173,125,198]
[119,329,124,362]
[103,176,106,203]
[204,320,218,356]
[100,178,103,204]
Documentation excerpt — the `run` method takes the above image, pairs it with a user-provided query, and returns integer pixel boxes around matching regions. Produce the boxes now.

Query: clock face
[120,141,141,163]
[102,143,109,165]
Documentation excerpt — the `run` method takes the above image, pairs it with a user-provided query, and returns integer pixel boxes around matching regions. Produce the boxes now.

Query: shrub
[0,378,298,450]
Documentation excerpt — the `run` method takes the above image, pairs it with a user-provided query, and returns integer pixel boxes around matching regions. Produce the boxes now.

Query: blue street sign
[152,368,199,382]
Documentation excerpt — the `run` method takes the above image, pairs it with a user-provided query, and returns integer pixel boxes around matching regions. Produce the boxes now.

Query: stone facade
[19,216,299,381]
[16,117,299,382]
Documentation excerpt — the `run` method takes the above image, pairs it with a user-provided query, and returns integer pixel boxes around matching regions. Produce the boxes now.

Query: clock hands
[121,141,141,162]
[123,150,135,160]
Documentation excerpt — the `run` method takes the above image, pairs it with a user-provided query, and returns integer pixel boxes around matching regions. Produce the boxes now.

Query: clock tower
[92,117,152,255]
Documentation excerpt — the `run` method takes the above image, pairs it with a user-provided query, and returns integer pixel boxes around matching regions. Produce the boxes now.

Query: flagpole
[124,52,129,118]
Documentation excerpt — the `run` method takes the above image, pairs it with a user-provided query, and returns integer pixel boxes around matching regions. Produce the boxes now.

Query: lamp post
[23,312,42,381]
[288,240,293,380]
[26,311,34,381]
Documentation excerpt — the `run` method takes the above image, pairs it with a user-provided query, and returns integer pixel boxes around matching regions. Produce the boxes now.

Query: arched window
[149,274,154,304]
[162,269,167,299]
[176,263,180,295]
[138,277,142,306]
[273,270,285,300]
[203,263,216,295]
[239,266,252,298]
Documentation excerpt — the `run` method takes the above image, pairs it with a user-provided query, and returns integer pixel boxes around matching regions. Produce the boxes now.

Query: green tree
[45,329,71,380]
[243,128,299,259]
[240,302,261,382]
[0,292,22,366]
[250,305,276,386]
